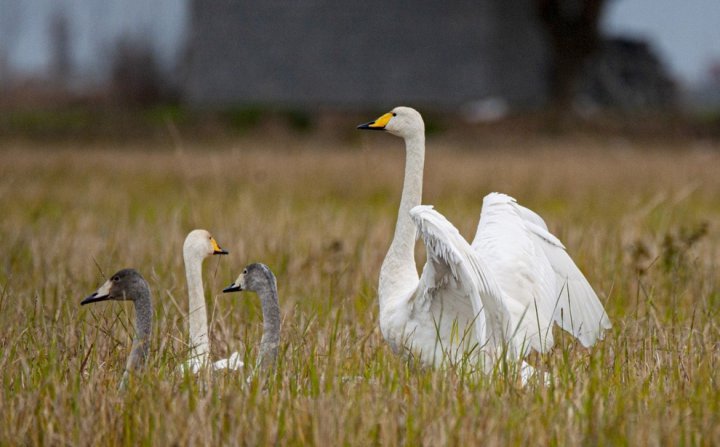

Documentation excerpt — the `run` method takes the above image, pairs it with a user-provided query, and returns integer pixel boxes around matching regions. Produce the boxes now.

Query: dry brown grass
[0,135,719,445]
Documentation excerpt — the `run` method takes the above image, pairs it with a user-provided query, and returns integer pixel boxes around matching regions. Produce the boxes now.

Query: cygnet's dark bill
[81,280,112,305]
[222,283,242,293]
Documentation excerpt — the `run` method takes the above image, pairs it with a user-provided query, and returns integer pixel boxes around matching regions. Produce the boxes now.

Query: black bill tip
[357,121,384,130]
[222,284,242,293]
[81,293,110,306]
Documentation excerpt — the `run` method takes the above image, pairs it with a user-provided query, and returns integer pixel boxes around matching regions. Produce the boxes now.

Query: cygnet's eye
[112,276,119,282]
[243,269,248,275]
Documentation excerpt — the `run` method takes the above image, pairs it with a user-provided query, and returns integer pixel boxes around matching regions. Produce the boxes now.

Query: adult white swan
[357,107,611,376]
[183,229,242,373]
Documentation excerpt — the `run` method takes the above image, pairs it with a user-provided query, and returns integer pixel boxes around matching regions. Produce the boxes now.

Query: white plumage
[358,107,611,378]
[182,229,243,374]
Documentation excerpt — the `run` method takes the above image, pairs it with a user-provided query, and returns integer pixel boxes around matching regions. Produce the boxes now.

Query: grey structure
[183,1,549,109]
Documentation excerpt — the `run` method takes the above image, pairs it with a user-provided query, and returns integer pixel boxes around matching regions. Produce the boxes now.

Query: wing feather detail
[472,193,611,350]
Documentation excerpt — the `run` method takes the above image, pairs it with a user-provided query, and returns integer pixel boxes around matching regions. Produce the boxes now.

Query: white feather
[181,229,242,374]
[472,193,612,348]
[361,107,611,383]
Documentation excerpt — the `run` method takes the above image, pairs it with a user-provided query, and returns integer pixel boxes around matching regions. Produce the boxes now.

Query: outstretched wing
[409,205,511,357]
[516,202,612,346]
[472,193,611,350]
[470,193,557,353]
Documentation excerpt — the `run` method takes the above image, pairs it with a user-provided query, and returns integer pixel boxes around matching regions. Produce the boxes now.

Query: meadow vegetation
[0,135,718,445]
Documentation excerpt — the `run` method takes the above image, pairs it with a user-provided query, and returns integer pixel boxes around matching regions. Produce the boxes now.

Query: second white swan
[183,229,242,373]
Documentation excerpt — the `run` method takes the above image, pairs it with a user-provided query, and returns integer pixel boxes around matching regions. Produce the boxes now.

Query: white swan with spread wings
[357,107,611,377]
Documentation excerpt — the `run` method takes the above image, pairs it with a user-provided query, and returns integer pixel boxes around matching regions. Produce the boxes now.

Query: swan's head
[183,229,228,259]
[82,268,149,305]
[222,263,276,294]
[357,106,425,140]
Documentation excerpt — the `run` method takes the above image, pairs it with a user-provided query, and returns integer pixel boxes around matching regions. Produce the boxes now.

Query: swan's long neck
[379,133,425,304]
[256,273,281,371]
[127,292,153,372]
[120,290,153,390]
[184,252,210,365]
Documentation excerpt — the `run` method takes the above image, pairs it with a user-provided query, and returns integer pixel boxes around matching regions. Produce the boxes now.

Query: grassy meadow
[0,134,719,445]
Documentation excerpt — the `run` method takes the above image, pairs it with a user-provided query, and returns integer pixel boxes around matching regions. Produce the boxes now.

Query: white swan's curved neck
[379,134,425,302]
[184,252,210,364]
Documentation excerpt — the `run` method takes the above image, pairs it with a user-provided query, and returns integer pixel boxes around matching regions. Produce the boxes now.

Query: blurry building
[182,1,549,110]
[1,0,680,112]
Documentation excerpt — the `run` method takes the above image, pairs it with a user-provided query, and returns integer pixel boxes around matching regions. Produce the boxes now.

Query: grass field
[0,135,719,445]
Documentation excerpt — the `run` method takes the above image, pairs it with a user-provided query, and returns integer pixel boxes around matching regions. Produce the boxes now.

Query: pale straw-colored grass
[0,136,718,445]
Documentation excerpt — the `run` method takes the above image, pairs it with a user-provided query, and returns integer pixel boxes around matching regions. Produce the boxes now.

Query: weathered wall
[183,1,549,109]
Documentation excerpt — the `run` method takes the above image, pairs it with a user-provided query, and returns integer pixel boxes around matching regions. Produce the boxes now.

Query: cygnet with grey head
[82,268,153,390]
[223,263,281,371]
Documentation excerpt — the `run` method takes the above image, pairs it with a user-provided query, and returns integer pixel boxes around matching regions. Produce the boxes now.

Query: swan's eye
[112,276,119,282]
[392,113,397,117]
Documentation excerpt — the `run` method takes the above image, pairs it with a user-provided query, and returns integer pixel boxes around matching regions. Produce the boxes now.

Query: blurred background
[0,0,718,141]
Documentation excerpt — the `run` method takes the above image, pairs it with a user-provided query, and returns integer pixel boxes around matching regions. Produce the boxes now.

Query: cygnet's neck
[120,289,153,390]
[255,273,281,371]
[127,292,153,372]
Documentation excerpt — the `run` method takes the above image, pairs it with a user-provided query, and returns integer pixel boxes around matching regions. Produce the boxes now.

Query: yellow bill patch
[368,112,393,128]
[211,238,224,253]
